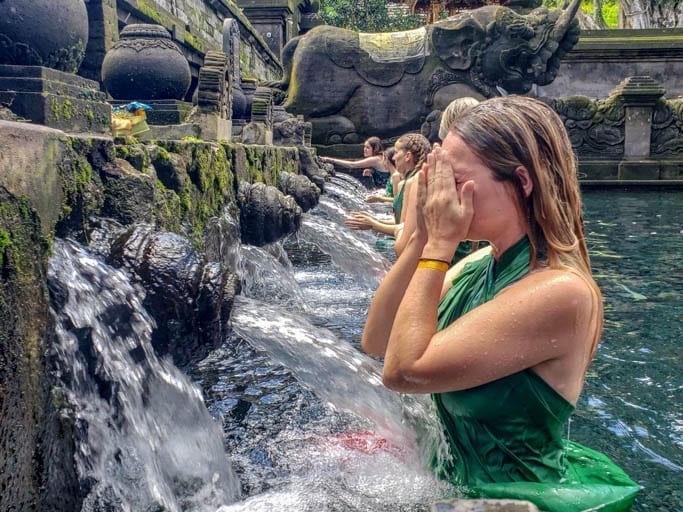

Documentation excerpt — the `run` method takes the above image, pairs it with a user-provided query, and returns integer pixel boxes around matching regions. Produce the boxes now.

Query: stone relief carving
[268,0,582,144]
[544,93,626,158]
[652,98,683,156]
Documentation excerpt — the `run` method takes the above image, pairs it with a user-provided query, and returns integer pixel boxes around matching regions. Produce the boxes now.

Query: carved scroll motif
[197,50,231,119]
[651,98,683,156]
[545,94,626,158]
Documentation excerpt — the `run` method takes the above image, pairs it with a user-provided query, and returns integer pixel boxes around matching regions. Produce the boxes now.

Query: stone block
[0,64,110,133]
[659,160,683,180]
[431,499,540,512]
[242,122,272,145]
[618,160,661,180]
[194,113,232,141]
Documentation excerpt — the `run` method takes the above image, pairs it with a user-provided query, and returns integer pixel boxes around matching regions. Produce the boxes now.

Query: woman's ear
[514,166,533,198]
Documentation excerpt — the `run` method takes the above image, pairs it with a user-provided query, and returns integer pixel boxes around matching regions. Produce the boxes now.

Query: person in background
[320,137,391,188]
[366,148,399,204]
[361,95,639,511]
[394,97,481,258]
[345,133,431,239]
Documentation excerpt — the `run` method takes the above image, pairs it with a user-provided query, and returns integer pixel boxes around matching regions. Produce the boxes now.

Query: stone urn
[102,24,191,101]
[0,0,88,72]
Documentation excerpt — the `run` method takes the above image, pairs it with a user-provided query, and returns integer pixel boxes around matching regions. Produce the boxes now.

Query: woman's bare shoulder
[440,245,492,297]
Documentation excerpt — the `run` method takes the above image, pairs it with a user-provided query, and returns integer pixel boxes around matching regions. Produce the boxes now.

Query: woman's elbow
[382,365,420,393]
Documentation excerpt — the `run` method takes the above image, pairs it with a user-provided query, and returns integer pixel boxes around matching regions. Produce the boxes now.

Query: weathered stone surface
[0,0,88,72]
[238,181,301,246]
[0,64,111,133]
[271,0,582,143]
[277,171,320,212]
[101,158,156,225]
[0,120,65,236]
[431,499,540,512]
[108,224,241,368]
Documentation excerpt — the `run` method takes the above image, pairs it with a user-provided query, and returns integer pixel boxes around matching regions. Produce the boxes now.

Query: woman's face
[441,133,525,244]
[392,143,412,175]
[363,141,373,157]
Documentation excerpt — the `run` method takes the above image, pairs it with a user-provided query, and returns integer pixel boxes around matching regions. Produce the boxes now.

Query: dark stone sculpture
[237,181,302,246]
[277,171,320,212]
[101,24,191,101]
[0,0,88,73]
[270,0,582,144]
[0,0,110,133]
[109,224,240,368]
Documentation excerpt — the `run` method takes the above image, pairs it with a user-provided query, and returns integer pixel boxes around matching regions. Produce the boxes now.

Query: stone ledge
[431,499,539,512]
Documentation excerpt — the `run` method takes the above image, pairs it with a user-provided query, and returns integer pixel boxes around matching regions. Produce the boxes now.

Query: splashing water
[218,295,452,510]
[48,239,240,512]
[296,215,391,287]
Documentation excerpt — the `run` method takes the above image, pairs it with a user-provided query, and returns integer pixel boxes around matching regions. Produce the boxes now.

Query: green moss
[0,228,11,266]
[49,97,75,121]
[55,137,104,239]
[184,32,205,52]
[137,0,163,24]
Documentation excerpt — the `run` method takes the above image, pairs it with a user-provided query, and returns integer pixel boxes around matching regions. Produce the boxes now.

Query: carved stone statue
[269,0,582,144]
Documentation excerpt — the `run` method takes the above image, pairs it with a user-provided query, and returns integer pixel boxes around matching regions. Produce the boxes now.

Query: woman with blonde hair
[362,96,639,511]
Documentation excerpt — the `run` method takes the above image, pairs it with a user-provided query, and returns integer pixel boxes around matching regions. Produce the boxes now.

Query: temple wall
[0,119,314,510]
[538,29,683,100]
[81,0,282,88]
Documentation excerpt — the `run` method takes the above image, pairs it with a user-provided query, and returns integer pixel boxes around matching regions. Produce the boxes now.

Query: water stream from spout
[49,240,240,512]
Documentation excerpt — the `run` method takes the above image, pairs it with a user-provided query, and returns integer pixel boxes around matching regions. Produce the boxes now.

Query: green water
[577,190,683,511]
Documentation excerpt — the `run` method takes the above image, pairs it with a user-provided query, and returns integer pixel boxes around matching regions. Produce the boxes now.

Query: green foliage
[543,0,619,28]
[601,1,619,27]
[319,0,424,32]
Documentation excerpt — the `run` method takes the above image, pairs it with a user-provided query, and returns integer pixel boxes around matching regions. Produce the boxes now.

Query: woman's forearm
[361,233,426,357]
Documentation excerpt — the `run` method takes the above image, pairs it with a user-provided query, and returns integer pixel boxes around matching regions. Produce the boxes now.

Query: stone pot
[0,0,88,72]
[102,24,191,101]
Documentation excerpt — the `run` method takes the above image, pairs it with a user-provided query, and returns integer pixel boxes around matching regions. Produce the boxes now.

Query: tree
[619,0,683,28]
[543,0,683,28]
[319,0,424,32]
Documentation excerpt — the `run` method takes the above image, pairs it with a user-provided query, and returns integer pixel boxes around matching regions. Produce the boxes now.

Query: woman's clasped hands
[416,144,475,260]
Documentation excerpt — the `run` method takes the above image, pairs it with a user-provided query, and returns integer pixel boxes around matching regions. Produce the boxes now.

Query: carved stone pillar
[195,50,232,141]
[614,76,666,179]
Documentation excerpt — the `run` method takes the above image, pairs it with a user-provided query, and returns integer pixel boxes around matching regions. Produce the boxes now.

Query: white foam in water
[49,240,241,512]
[297,215,391,287]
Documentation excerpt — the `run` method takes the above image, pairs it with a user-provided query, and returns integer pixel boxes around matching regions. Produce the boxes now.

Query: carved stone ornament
[101,24,191,101]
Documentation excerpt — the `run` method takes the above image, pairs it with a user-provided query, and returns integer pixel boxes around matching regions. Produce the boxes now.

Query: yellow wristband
[417,258,449,272]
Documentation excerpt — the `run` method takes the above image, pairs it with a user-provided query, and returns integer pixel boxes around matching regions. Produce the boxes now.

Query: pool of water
[191,188,682,511]
[575,190,683,511]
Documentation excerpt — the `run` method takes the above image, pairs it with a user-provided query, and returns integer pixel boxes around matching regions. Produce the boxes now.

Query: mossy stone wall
[0,119,304,511]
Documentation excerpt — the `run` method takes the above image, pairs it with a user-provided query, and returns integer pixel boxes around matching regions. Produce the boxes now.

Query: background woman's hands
[417,144,475,261]
[344,211,375,230]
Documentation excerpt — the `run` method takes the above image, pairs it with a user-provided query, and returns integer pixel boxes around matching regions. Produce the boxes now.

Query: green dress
[433,237,640,511]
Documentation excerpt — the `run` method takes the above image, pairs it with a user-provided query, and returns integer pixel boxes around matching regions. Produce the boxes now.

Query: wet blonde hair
[451,96,603,355]
[438,97,480,141]
[395,133,431,174]
[450,96,593,280]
